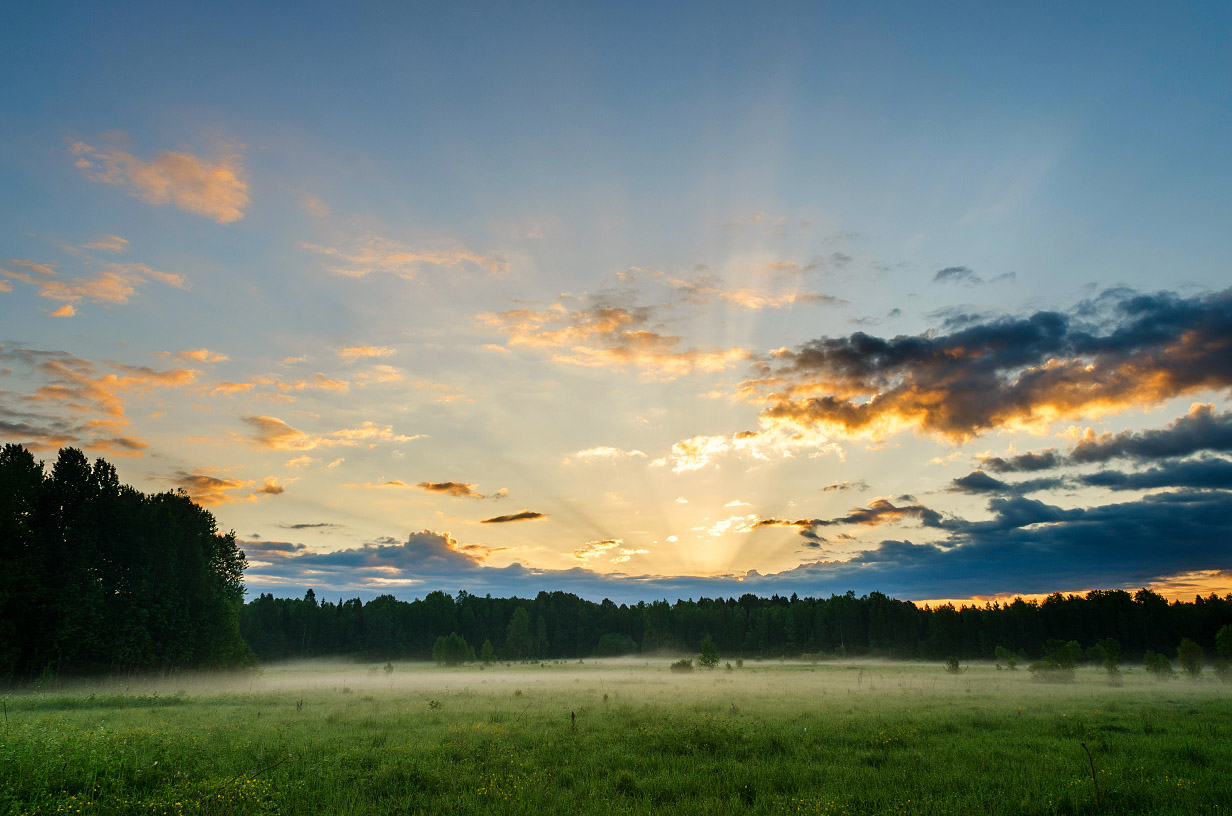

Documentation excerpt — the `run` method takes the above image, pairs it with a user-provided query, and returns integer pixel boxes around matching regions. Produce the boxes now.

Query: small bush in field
[670,658,694,673]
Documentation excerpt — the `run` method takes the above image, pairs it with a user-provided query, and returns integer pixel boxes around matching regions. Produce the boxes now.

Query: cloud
[661,271,842,311]
[244,486,1232,602]
[71,140,248,223]
[1071,403,1232,463]
[342,480,411,489]
[241,416,423,451]
[2,260,186,308]
[933,266,979,284]
[664,424,841,472]
[303,235,507,279]
[172,472,253,506]
[755,498,950,546]
[480,303,750,380]
[415,481,485,499]
[758,287,1232,442]
[480,510,547,524]
[254,477,287,496]
[0,347,198,452]
[338,345,396,362]
[284,455,317,468]
[570,446,648,462]
[949,470,1011,493]
[1076,457,1232,491]
[48,304,76,318]
[979,449,1063,473]
[175,348,228,363]
[278,522,342,530]
[822,479,870,492]
[82,235,129,253]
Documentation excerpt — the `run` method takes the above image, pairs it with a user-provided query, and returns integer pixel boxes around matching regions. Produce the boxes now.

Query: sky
[2,1,1231,605]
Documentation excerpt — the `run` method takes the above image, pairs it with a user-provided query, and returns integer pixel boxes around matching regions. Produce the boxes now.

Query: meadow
[2,658,1229,815]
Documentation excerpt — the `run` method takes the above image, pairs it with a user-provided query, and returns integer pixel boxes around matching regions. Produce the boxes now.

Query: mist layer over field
[5,659,1230,814]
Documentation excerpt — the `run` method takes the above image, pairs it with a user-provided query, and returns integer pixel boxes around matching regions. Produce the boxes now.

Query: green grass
[2,659,1229,815]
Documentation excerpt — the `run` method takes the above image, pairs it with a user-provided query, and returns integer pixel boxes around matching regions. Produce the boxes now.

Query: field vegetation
[3,658,1230,815]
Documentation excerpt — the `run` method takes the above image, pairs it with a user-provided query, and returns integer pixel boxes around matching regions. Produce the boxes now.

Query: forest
[240,584,1232,665]
[0,445,251,683]
[3,445,1231,683]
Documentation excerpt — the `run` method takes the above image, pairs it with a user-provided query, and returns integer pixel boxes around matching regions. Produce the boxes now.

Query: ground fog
[3,658,1230,814]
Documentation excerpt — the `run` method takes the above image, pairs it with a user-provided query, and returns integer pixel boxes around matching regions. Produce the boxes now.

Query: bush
[698,634,719,669]
[1144,650,1175,679]
[670,658,694,673]
[1177,638,1204,678]
[944,656,961,674]
[994,645,1018,670]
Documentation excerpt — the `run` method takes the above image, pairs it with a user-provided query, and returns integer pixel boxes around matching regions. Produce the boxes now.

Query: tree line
[5,445,1231,684]
[240,585,1232,666]
[0,445,252,684]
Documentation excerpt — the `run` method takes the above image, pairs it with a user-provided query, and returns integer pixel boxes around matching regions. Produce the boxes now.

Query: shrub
[670,658,694,673]
[944,656,961,674]
[1144,650,1175,679]
[1177,638,1204,678]
[994,645,1018,670]
[698,634,719,669]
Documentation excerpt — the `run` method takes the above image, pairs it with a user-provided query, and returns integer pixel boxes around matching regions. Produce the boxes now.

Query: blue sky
[3,1,1231,603]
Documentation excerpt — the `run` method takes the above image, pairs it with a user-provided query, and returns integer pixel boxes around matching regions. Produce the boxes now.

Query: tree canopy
[0,445,252,683]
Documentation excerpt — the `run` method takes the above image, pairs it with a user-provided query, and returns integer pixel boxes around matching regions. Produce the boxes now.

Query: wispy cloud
[1,260,186,309]
[82,235,129,253]
[480,302,749,379]
[337,345,396,362]
[241,415,423,451]
[303,235,507,279]
[71,139,248,223]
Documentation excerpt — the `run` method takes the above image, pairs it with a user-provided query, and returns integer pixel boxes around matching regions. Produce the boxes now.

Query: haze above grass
[5,659,1230,814]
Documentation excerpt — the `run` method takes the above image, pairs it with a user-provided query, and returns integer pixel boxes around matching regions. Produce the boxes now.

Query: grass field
[2,658,1229,815]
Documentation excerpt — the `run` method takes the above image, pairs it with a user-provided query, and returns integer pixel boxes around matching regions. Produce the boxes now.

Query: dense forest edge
[4,445,1232,686]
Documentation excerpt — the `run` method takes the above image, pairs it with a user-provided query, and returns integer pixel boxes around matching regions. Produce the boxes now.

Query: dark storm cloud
[763,287,1232,441]
[948,470,1067,495]
[1071,404,1232,463]
[980,450,1063,473]
[480,510,547,524]
[1077,458,1232,491]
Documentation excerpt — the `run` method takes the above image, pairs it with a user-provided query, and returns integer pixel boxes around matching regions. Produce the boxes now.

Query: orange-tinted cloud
[242,415,422,451]
[337,345,396,362]
[71,140,248,223]
[172,471,254,506]
[175,348,228,363]
[1,348,198,455]
[757,288,1232,442]
[303,235,507,279]
[2,260,185,309]
[480,303,749,379]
